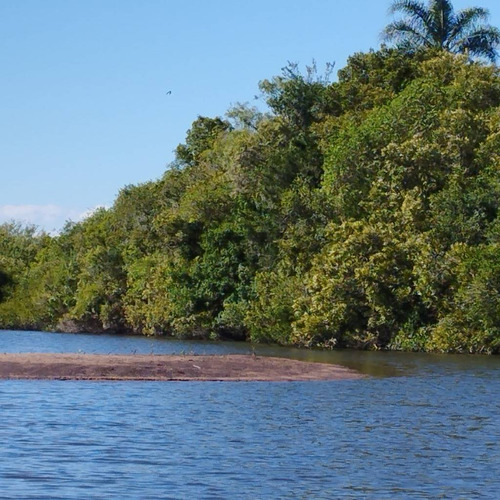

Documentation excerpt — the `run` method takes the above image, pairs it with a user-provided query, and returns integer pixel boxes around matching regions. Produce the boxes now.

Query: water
[0,330,499,499]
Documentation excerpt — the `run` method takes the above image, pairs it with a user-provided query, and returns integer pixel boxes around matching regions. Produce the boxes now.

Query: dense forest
[1,45,500,353]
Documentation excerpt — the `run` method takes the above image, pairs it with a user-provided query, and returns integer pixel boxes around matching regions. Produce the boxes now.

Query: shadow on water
[253,343,500,378]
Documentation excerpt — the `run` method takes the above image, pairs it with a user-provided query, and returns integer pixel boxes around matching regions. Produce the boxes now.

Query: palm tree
[382,0,500,62]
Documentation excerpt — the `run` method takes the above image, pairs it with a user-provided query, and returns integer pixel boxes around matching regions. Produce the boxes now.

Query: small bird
[166,90,172,95]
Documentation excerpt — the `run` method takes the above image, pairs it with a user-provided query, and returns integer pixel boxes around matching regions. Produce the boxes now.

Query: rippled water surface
[0,330,499,499]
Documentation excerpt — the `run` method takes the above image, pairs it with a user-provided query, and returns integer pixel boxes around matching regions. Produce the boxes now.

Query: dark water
[0,330,499,499]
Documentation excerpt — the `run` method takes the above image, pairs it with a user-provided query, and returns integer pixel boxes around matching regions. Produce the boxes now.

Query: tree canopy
[382,0,500,62]
[1,44,500,354]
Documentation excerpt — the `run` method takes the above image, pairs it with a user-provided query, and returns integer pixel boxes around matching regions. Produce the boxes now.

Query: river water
[0,329,498,499]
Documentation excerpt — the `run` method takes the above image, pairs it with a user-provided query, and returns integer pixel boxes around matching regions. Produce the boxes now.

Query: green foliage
[113,181,164,258]
[2,48,500,353]
[259,61,335,130]
[0,223,50,328]
[176,116,232,166]
[66,209,128,331]
[245,270,301,345]
[0,270,12,303]
[334,48,424,111]
[123,252,195,336]
[291,221,428,349]
[430,244,500,353]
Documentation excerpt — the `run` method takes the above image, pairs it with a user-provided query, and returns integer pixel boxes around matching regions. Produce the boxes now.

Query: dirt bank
[0,353,363,381]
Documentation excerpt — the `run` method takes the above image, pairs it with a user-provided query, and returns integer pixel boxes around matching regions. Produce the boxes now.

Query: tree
[259,61,335,130]
[382,0,500,62]
[175,116,232,166]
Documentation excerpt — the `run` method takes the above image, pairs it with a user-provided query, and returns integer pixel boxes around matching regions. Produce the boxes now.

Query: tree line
[1,1,500,353]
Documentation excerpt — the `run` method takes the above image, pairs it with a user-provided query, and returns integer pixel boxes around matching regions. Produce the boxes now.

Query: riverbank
[0,353,363,381]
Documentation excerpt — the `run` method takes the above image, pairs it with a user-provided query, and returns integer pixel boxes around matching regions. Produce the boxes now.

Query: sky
[1,0,499,233]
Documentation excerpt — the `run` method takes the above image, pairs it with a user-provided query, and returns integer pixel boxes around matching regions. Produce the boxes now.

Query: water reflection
[0,330,499,498]
[0,329,498,378]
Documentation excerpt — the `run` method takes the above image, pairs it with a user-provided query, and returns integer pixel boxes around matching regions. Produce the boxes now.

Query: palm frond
[382,0,500,62]
[455,6,489,25]
[388,0,426,17]
[449,7,490,43]
[457,26,500,62]
[382,20,432,48]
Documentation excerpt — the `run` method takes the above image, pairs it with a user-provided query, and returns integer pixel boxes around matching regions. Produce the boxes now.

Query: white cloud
[76,205,110,222]
[0,204,63,224]
[0,204,109,234]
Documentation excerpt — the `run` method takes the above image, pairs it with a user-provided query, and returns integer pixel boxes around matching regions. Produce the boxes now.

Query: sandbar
[0,353,363,381]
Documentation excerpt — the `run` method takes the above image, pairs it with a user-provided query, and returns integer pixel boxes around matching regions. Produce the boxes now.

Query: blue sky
[1,0,499,232]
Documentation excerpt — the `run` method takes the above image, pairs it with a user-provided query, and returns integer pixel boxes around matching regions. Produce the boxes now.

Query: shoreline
[0,353,363,381]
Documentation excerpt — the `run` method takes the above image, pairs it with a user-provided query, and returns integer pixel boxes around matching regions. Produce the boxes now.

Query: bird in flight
[166,90,172,95]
